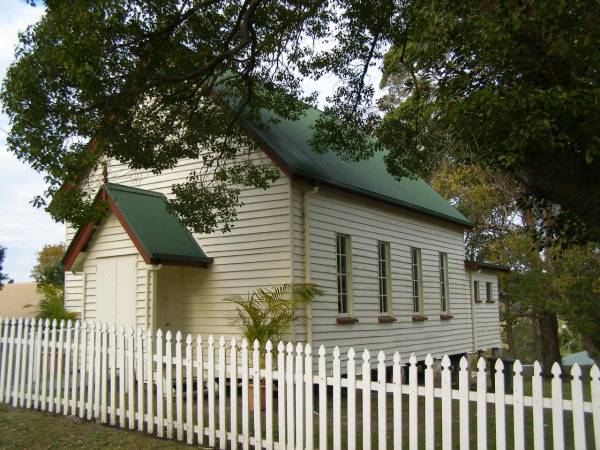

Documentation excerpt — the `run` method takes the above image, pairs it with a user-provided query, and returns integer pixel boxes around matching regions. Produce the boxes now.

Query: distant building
[0,282,41,318]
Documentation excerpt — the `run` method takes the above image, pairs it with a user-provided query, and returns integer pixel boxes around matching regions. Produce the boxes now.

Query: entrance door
[96,254,138,329]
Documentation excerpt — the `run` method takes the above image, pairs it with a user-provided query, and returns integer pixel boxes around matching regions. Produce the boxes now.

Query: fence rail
[0,317,599,449]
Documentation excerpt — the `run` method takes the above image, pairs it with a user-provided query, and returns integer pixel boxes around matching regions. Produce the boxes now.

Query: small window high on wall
[473,280,481,303]
[439,252,449,313]
[377,242,392,315]
[336,234,352,315]
[411,247,423,315]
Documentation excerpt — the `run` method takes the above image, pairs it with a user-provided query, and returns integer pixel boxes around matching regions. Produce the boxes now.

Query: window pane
[336,234,350,314]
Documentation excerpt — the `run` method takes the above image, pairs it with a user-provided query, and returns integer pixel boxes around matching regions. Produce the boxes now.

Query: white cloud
[0,1,63,283]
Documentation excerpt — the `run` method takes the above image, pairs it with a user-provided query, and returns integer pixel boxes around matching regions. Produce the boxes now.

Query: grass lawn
[0,403,201,449]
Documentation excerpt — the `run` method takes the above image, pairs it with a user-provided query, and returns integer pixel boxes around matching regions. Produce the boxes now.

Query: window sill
[474,300,483,304]
[440,314,454,320]
[336,316,359,325]
[412,315,428,322]
[486,300,496,304]
[378,316,397,323]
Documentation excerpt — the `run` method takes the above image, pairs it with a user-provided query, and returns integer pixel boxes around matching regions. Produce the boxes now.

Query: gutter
[303,185,320,342]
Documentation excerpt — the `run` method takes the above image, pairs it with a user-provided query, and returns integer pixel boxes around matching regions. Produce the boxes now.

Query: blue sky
[0,0,63,283]
[0,1,382,283]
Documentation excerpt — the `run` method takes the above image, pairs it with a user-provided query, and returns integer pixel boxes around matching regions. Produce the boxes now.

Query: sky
[0,1,383,283]
[0,0,62,283]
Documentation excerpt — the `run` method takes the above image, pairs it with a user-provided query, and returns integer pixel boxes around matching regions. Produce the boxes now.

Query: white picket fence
[0,317,599,450]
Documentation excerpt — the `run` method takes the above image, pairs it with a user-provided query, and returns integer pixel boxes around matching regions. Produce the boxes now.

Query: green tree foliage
[0,246,9,289]
[31,243,64,287]
[379,0,600,246]
[224,283,323,353]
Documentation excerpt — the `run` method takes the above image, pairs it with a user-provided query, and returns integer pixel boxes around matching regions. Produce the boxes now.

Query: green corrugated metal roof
[104,183,212,265]
[242,107,471,227]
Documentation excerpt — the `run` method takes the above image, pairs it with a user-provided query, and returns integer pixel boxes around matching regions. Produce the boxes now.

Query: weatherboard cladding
[242,106,471,227]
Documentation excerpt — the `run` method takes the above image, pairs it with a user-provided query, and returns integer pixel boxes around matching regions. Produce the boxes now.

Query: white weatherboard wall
[470,271,502,350]
[65,155,294,337]
[292,183,502,361]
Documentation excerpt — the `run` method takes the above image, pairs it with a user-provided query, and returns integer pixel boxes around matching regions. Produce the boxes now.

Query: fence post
[136,327,144,432]
[424,354,434,450]
[570,364,586,450]
[165,330,174,439]
[408,353,418,450]
[156,328,164,437]
[241,339,250,450]
[196,335,204,445]
[476,357,487,450]
[286,342,295,450]
[441,355,452,450]
[513,360,525,450]
[207,335,215,447]
[458,356,469,450]
[230,337,239,448]
[146,329,154,434]
[304,343,313,450]
[494,359,506,450]
[362,349,372,450]
[551,362,564,450]
[295,342,304,450]
[347,347,356,450]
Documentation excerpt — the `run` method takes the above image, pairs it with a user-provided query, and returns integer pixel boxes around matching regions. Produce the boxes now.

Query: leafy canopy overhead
[2,0,599,244]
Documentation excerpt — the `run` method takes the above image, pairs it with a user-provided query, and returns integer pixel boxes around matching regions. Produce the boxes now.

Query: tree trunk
[536,311,561,377]
[581,334,600,365]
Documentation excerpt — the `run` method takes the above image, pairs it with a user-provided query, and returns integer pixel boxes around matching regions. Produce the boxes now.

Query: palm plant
[224,283,323,351]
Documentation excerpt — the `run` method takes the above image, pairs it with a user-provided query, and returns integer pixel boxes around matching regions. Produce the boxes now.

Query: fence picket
[126,328,135,430]
[392,352,402,450]
[62,321,72,413]
[165,330,174,439]
[26,319,38,409]
[146,329,154,434]
[117,327,126,428]
[185,335,194,445]
[230,338,239,448]
[591,364,600,450]
[18,319,29,408]
[100,323,108,423]
[136,328,144,432]
[295,343,304,450]
[286,342,295,450]
[362,349,372,450]
[207,335,216,447]
[156,329,164,437]
[12,318,24,408]
[304,343,313,450]
[318,345,326,450]
[86,321,95,420]
[513,360,525,450]
[95,322,102,419]
[78,321,87,418]
[41,319,50,411]
[278,341,287,449]
[0,319,7,402]
[70,321,79,415]
[441,355,452,450]
[532,361,545,450]
[109,325,117,426]
[176,331,184,441]
[347,348,356,450]
[425,354,434,450]
[551,363,564,450]
[377,351,387,450]
[476,357,487,450]
[241,339,250,450]
[253,340,262,450]
[332,346,341,450]
[265,340,274,450]
[196,335,204,445]
[408,353,418,450]
[570,364,586,450]
[218,336,226,449]
[494,359,506,450]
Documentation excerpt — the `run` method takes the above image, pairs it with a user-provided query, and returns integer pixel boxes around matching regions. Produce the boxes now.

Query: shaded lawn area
[0,403,199,450]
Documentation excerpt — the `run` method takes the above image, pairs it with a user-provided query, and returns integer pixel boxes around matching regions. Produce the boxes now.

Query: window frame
[439,252,450,314]
[377,241,392,316]
[410,247,424,315]
[473,280,481,303]
[486,281,494,303]
[336,233,352,316]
